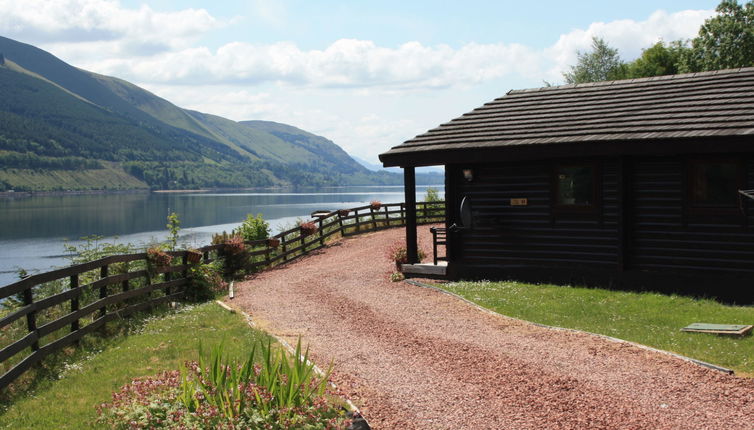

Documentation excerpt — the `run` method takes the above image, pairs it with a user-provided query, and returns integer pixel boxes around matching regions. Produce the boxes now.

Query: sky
[0,0,721,164]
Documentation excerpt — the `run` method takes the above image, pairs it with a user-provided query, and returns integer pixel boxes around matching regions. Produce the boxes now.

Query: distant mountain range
[0,36,442,191]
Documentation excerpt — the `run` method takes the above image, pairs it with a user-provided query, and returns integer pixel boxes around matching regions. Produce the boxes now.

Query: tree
[624,40,690,78]
[563,37,627,84]
[683,0,754,72]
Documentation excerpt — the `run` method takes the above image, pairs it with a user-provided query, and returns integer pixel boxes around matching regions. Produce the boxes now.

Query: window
[555,164,596,208]
[689,160,740,208]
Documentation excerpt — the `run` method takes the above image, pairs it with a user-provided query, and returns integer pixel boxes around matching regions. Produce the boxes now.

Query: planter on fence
[147,247,173,267]
[337,209,350,217]
[266,237,281,248]
[370,201,382,210]
[186,249,203,264]
[300,222,318,237]
[222,235,245,255]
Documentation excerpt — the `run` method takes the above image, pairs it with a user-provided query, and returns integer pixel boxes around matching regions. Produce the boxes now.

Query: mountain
[0,36,412,191]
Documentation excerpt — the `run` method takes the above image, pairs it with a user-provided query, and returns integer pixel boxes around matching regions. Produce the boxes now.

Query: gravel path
[232,227,754,429]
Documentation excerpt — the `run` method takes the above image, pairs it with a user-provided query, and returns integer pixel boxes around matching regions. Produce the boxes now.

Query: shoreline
[0,184,441,199]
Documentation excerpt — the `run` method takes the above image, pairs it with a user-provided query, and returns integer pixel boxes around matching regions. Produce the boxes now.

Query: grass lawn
[440,280,754,376]
[0,302,269,429]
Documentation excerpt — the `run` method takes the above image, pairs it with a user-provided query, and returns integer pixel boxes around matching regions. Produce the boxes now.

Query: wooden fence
[0,201,445,390]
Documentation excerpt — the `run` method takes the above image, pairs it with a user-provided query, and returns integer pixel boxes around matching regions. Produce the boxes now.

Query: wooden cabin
[379,68,754,303]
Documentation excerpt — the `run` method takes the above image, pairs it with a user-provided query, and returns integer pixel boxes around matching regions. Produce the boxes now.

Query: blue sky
[0,0,721,163]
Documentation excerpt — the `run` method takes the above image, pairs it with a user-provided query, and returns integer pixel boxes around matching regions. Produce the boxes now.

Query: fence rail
[0,201,445,390]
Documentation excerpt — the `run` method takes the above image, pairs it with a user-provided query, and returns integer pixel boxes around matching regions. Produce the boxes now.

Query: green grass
[441,280,754,375]
[0,302,269,429]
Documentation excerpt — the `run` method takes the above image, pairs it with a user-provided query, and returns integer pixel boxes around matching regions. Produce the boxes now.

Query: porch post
[404,166,418,264]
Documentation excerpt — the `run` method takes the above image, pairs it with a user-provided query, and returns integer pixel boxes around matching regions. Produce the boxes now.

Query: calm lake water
[0,186,443,287]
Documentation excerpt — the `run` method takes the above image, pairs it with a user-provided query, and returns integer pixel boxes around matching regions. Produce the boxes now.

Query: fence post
[180,253,188,297]
[121,261,129,292]
[371,208,377,230]
[400,203,405,225]
[22,287,39,351]
[282,234,288,261]
[99,265,109,319]
[355,209,360,233]
[384,205,390,227]
[70,274,80,334]
[337,211,345,236]
[318,217,324,247]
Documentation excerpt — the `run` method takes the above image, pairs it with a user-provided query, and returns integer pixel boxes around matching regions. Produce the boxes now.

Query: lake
[0,186,444,287]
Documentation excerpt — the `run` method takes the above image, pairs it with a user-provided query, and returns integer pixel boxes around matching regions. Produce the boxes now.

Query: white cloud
[42,8,713,92]
[0,0,221,52]
[83,38,542,90]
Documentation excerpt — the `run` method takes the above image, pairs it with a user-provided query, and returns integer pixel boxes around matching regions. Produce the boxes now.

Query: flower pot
[186,250,202,264]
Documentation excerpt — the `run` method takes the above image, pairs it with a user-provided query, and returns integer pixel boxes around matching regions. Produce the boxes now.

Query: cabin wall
[451,160,619,270]
[447,155,754,302]
[631,157,754,274]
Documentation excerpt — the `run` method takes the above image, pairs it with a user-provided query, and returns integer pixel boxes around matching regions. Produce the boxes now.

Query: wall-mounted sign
[510,198,528,206]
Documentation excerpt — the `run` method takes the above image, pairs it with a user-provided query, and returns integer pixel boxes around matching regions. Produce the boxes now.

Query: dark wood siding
[447,155,754,301]
[631,156,754,274]
[452,159,618,270]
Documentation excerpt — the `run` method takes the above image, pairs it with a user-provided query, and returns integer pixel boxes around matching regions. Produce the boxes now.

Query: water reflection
[0,186,443,286]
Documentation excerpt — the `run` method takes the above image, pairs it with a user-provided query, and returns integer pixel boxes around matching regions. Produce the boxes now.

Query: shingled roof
[379,67,754,166]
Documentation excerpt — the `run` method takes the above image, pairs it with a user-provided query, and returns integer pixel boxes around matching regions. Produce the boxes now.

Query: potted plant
[370,200,382,210]
[147,246,173,268]
[300,222,318,237]
[337,209,350,217]
[186,248,203,264]
[266,237,280,248]
[223,235,245,255]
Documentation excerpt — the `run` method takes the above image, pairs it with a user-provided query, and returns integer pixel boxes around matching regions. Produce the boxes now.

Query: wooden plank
[681,323,753,335]
[0,331,39,363]
[0,303,36,330]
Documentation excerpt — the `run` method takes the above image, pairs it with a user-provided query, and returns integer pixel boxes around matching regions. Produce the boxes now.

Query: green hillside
[0,36,410,191]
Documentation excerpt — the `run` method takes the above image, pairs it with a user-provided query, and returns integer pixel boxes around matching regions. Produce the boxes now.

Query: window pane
[691,162,738,207]
[557,165,593,206]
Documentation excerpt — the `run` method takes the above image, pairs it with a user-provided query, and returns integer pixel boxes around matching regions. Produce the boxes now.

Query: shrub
[387,241,426,270]
[337,209,350,217]
[390,272,405,282]
[266,237,280,248]
[234,213,270,242]
[166,212,181,251]
[369,200,381,210]
[185,261,227,302]
[96,340,352,429]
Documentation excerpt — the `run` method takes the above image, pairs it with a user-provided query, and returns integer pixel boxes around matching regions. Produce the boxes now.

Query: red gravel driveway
[232,226,754,429]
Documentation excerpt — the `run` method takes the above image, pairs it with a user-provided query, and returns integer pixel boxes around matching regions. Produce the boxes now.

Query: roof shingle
[380,67,754,163]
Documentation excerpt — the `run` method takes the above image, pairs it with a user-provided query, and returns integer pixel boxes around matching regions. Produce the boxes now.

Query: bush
[390,272,405,282]
[234,213,270,242]
[386,241,426,270]
[185,261,227,302]
[96,340,352,429]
